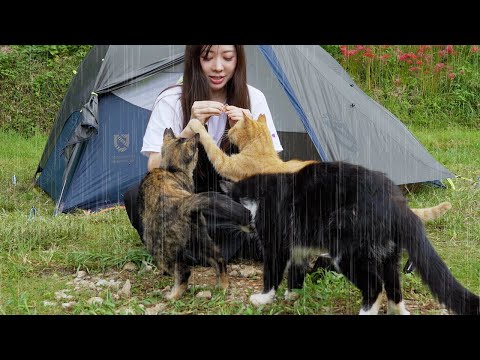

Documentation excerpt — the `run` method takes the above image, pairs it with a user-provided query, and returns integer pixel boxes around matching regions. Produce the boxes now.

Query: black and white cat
[221,162,479,315]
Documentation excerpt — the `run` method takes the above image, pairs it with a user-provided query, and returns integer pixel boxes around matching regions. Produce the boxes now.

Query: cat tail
[186,192,254,233]
[401,214,479,315]
[410,201,452,222]
[191,192,260,262]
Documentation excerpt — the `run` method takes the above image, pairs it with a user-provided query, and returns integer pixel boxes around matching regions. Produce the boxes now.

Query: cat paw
[188,118,204,133]
[164,285,186,301]
[216,274,229,290]
[164,291,179,301]
[249,289,276,306]
[387,300,411,315]
[284,290,299,301]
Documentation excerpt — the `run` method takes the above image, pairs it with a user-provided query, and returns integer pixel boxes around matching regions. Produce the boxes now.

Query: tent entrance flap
[54,141,86,215]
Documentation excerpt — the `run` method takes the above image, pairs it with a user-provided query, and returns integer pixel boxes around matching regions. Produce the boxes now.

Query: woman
[125,45,283,262]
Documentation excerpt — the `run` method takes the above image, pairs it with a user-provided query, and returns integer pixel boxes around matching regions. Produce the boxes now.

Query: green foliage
[18,45,84,61]
[324,45,480,128]
[0,45,91,137]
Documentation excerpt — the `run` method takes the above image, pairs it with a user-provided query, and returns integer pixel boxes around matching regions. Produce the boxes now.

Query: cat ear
[188,133,199,154]
[219,180,234,194]
[163,128,175,141]
[257,114,267,124]
[241,111,251,127]
[191,133,200,144]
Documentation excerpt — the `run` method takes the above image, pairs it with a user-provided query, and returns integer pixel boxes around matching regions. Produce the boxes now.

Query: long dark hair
[179,45,250,188]
[181,45,250,152]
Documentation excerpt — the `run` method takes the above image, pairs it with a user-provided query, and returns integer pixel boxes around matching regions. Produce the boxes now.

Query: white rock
[122,262,138,272]
[118,279,131,299]
[87,297,104,305]
[43,301,57,307]
[96,279,109,287]
[196,291,212,299]
[144,303,167,315]
[61,302,77,309]
[76,270,87,279]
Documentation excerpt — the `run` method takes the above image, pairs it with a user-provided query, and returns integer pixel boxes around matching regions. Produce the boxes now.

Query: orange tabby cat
[187,113,451,222]
[188,114,317,182]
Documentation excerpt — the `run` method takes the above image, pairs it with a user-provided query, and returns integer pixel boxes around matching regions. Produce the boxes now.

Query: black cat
[221,162,479,315]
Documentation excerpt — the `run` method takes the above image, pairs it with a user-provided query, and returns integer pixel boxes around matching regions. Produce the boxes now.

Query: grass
[0,45,91,136]
[405,125,480,295]
[0,126,478,315]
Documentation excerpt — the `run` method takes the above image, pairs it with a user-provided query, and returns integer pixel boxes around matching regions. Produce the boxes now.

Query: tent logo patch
[114,134,129,152]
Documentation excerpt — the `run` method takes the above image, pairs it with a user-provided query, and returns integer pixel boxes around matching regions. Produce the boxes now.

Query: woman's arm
[147,152,162,172]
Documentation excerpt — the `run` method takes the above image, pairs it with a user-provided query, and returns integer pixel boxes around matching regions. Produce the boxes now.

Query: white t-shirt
[141,84,283,157]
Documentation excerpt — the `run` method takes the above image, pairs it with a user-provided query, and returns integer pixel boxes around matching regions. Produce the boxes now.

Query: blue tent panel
[62,94,149,212]
[36,111,83,201]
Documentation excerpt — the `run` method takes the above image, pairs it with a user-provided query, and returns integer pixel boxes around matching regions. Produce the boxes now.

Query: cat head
[228,113,273,150]
[220,178,263,202]
[160,128,199,176]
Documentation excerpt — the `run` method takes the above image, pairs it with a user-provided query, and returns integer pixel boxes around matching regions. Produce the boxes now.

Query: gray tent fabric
[94,45,185,94]
[63,93,99,162]
[266,45,453,184]
[35,45,454,213]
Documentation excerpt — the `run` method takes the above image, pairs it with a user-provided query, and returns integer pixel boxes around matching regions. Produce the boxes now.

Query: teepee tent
[34,45,454,214]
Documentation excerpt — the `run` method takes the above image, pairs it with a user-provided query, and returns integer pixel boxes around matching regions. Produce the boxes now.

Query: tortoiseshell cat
[137,128,253,300]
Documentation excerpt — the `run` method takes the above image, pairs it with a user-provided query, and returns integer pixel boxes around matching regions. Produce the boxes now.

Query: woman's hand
[191,101,225,124]
[224,105,252,125]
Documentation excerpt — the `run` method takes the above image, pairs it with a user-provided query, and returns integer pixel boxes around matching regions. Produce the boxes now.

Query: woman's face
[200,45,237,93]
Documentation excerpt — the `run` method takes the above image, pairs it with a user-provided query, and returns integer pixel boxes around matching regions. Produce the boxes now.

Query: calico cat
[137,128,253,300]
[188,114,451,222]
[221,163,479,315]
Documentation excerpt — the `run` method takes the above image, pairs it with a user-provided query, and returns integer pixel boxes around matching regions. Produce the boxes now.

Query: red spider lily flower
[417,45,431,54]
[446,45,454,54]
[434,63,445,73]
[339,45,348,56]
[448,72,456,79]
[471,45,479,53]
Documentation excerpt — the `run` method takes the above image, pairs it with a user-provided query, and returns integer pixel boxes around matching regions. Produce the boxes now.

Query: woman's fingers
[191,101,225,124]
[225,106,252,122]
[192,101,224,112]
